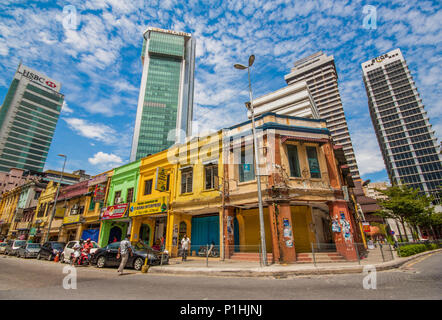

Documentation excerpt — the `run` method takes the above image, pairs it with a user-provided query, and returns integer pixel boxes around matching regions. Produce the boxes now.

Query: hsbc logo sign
[45,81,56,88]
[20,68,59,90]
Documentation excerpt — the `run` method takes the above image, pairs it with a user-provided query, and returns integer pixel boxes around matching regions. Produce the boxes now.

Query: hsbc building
[0,63,64,173]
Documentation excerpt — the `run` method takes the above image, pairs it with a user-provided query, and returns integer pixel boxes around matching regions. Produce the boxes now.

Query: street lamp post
[44,154,67,243]
[234,55,268,266]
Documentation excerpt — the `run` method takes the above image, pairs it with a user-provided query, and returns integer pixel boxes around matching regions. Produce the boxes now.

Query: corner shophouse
[222,112,359,263]
[99,161,140,247]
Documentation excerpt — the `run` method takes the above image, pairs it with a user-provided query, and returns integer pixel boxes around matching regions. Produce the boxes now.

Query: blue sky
[0,0,440,182]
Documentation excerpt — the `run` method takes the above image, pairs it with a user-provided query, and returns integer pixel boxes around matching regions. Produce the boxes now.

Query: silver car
[5,240,27,256]
[17,243,41,258]
[0,242,7,254]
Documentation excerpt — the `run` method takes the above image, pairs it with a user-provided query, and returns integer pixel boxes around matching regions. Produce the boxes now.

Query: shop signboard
[101,204,128,220]
[362,222,370,233]
[94,183,106,201]
[129,197,168,217]
[155,167,168,192]
[63,215,81,225]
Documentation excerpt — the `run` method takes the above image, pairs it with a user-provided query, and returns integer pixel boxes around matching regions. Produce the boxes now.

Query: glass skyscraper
[0,64,64,173]
[362,48,441,203]
[130,28,196,161]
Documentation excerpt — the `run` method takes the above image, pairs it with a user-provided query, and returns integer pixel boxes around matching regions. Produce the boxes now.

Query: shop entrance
[291,206,313,253]
[108,226,122,243]
[191,215,219,250]
[139,224,150,245]
[154,217,167,243]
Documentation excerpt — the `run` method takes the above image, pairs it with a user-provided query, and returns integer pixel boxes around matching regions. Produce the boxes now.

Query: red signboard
[101,204,128,220]
[94,184,106,201]
[362,222,371,233]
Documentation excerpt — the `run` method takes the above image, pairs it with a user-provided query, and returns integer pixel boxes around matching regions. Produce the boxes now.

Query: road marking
[403,253,435,269]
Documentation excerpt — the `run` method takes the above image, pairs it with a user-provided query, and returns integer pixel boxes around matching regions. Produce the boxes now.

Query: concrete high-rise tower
[0,64,64,173]
[130,27,196,161]
[361,48,441,203]
[284,52,361,180]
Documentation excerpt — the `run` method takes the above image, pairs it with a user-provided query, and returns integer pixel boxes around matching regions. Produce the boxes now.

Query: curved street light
[233,55,267,266]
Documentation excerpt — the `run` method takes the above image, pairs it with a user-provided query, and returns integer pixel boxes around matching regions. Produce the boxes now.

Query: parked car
[17,243,41,258]
[60,240,100,263]
[37,241,66,261]
[4,240,27,256]
[0,242,8,254]
[91,241,169,271]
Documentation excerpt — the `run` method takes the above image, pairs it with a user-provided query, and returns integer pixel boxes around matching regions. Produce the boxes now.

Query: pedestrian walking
[117,235,133,275]
[181,234,190,261]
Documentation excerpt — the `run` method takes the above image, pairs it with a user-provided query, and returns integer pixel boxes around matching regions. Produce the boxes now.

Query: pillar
[268,202,296,263]
[322,142,341,189]
[328,200,358,261]
[166,212,180,257]
[223,206,235,259]
[130,217,141,242]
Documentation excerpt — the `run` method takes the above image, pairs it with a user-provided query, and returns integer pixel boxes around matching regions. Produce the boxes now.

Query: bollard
[206,244,209,267]
[141,257,150,273]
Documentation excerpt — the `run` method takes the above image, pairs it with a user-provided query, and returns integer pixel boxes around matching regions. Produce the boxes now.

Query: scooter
[70,250,90,266]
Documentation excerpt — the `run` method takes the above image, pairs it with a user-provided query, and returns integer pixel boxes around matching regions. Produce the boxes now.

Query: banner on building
[94,184,106,201]
[155,167,168,192]
[63,215,81,225]
[129,197,168,217]
[101,204,128,220]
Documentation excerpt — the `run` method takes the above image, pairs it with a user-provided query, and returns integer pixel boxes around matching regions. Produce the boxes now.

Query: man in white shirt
[117,235,133,275]
[181,235,190,261]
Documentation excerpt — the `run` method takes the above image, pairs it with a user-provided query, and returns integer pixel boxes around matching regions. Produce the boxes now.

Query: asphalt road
[0,251,441,300]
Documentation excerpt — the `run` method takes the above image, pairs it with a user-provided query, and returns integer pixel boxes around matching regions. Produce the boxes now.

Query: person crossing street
[117,235,133,275]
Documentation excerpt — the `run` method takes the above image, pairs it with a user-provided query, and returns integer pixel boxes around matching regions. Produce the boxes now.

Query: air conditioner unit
[115,197,123,204]
[72,204,79,209]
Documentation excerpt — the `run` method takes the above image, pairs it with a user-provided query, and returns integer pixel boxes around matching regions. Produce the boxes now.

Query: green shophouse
[98,160,140,247]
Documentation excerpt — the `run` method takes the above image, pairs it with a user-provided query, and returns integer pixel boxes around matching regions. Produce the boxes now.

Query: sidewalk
[147,249,442,277]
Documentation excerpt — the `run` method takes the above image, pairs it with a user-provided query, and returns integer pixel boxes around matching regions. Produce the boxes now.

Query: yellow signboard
[155,167,168,192]
[129,197,168,217]
[63,215,80,225]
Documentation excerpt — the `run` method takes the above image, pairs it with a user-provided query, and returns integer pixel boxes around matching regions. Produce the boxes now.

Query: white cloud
[349,119,386,176]
[61,101,74,114]
[64,118,118,144]
[88,151,123,167]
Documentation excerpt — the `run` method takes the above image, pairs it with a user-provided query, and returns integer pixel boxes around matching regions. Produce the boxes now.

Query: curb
[146,248,442,278]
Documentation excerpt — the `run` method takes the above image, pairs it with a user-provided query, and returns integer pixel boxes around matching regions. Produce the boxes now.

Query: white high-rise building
[0,64,64,173]
[361,48,442,204]
[284,52,361,180]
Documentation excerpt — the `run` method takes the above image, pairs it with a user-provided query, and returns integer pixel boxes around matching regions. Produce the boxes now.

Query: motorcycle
[70,250,90,266]
[198,244,219,257]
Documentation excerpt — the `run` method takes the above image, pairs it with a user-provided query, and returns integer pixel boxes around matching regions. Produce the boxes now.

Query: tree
[375,184,432,242]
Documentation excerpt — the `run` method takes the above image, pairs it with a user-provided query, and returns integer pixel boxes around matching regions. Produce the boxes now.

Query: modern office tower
[0,64,64,173]
[361,48,442,203]
[130,27,196,161]
[284,52,361,180]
